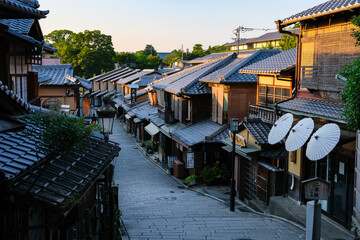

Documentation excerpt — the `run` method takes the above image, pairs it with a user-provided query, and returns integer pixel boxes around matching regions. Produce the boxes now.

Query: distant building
[226,30,299,51]
[158,52,171,59]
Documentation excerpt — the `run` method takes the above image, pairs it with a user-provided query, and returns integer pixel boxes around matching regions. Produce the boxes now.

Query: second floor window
[258,85,291,106]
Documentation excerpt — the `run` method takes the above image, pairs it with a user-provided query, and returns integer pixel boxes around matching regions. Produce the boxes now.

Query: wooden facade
[300,16,360,98]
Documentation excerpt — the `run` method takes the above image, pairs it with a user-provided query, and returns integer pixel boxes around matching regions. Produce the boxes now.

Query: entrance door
[242,159,257,201]
[331,152,354,226]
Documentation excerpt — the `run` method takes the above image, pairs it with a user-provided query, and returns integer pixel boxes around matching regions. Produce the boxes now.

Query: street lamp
[96,97,116,142]
[230,118,238,211]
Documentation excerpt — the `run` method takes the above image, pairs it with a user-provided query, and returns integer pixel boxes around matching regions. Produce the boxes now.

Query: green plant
[199,161,230,185]
[185,175,197,183]
[145,142,153,151]
[141,141,146,147]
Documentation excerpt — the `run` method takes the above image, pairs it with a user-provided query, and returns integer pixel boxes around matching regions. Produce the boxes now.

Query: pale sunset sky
[38,0,326,53]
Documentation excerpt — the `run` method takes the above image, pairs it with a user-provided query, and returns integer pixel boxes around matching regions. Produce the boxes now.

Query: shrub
[199,161,230,185]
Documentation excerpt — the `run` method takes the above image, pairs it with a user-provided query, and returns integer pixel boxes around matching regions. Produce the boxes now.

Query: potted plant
[185,175,197,186]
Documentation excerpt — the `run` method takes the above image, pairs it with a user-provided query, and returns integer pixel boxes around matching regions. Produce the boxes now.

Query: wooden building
[33,64,91,115]
[276,0,359,228]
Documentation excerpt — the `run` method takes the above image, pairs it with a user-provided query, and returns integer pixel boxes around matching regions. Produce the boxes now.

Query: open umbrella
[268,113,293,145]
[285,118,314,152]
[306,123,340,161]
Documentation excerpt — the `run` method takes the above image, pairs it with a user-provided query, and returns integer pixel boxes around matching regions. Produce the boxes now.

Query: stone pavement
[111,120,305,240]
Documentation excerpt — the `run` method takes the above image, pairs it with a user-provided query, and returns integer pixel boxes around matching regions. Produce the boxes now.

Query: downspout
[275,20,301,199]
[275,20,301,97]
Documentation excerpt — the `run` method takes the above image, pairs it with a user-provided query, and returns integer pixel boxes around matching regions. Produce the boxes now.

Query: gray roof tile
[134,75,164,87]
[0,18,33,33]
[124,88,147,101]
[277,97,344,121]
[33,64,78,86]
[281,0,360,26]
[153,54,233,95]
[186,52,232,64]
[117,70,157,85]
[241,118,271,145]
[0,0,49,18]
[239,48,296,74]
[0,80,30,114]
[172,120,225,147]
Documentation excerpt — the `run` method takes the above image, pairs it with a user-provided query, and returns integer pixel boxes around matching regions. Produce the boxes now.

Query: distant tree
[163,50,182,67]
[143,44,157,56]
[192,44,205,57]
[263,42,274,49]
[279,34,297,51]
[45,30,116,78]
[205,44,228,54]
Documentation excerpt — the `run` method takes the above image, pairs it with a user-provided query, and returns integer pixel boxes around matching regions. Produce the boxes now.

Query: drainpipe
[275,20,301,97]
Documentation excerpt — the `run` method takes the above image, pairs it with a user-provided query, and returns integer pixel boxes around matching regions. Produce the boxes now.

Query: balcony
[248,105,278,124]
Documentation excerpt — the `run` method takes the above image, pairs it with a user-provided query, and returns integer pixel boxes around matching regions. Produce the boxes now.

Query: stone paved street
[111,120,305,240]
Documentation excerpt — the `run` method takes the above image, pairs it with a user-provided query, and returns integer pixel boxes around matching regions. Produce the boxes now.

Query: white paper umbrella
[285,118,314,152]
[268,113,293,145]
[306,123,340,161]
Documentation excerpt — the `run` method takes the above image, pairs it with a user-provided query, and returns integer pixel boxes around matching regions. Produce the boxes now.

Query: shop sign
[186,152,194,169]
[168,156,177,168]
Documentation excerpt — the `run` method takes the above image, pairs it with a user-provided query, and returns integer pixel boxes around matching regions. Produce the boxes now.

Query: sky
[38,0,326,53]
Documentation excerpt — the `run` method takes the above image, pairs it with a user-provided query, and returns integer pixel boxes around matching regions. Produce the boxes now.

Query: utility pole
[181,44,184,62]
[232,26,274,54]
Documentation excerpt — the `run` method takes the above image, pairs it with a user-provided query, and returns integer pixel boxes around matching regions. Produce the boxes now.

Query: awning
[145,123,160,136]
[125,114,131,120]
[133,118,141,123]
[222,146,252,160]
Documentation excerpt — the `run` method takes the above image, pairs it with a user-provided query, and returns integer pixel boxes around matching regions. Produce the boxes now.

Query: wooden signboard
[302,177,331,200]
[228,131,246,148]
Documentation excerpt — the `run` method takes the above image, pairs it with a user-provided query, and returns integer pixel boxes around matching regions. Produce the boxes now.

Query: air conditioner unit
[66,88,74,97]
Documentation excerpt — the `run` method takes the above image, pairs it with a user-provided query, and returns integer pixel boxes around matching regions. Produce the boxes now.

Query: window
[258,85,291,106]
[10,75,28,101]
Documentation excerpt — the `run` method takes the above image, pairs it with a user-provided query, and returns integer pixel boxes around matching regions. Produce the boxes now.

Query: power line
[232,26,276,54]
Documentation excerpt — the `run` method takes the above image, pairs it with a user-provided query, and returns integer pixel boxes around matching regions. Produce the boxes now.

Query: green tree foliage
[143,44,157,56]
[45,30,116,78]
[339,15,360,130]
[279,34,297,51]
[113,44,161,69]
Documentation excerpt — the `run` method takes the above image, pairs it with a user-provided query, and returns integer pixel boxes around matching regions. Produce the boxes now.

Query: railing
[248,105,278,124]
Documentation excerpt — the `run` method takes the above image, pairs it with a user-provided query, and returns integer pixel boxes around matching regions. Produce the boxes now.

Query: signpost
[302,177,331,240]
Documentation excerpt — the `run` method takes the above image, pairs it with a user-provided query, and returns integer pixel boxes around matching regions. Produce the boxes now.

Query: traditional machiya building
[145,55,237,176]
[200,49,282,125]
[216,48,296,207]
[33,64,91,115]
[86,67,139,107]
[226,30,299,51]
[275,0,360,229]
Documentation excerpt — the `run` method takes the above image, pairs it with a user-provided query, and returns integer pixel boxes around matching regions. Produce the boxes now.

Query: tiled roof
[0,0,49,18]
[124,88,147,101]
[33,64,78,86]
[117,70,157,85]
[186,52,232,64]
[240,117,271,145]
[88,67,139,83]
[157,68,181,75]
[281,0,360,26]
[184,81,211,95]
[134,75,164,87]
[149,114,165,127]
[277,97,344,122]
[153,54,233,95]
[239,48,296,74]
[200,49,280,84]
[207,127,230,143]
[43,44,57,53]
[0,80,30,115]
[0,18,33,33]
[226,73,257,83]
[172,120,225,147]
[225,38,252,46]
[128,101,158,120]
